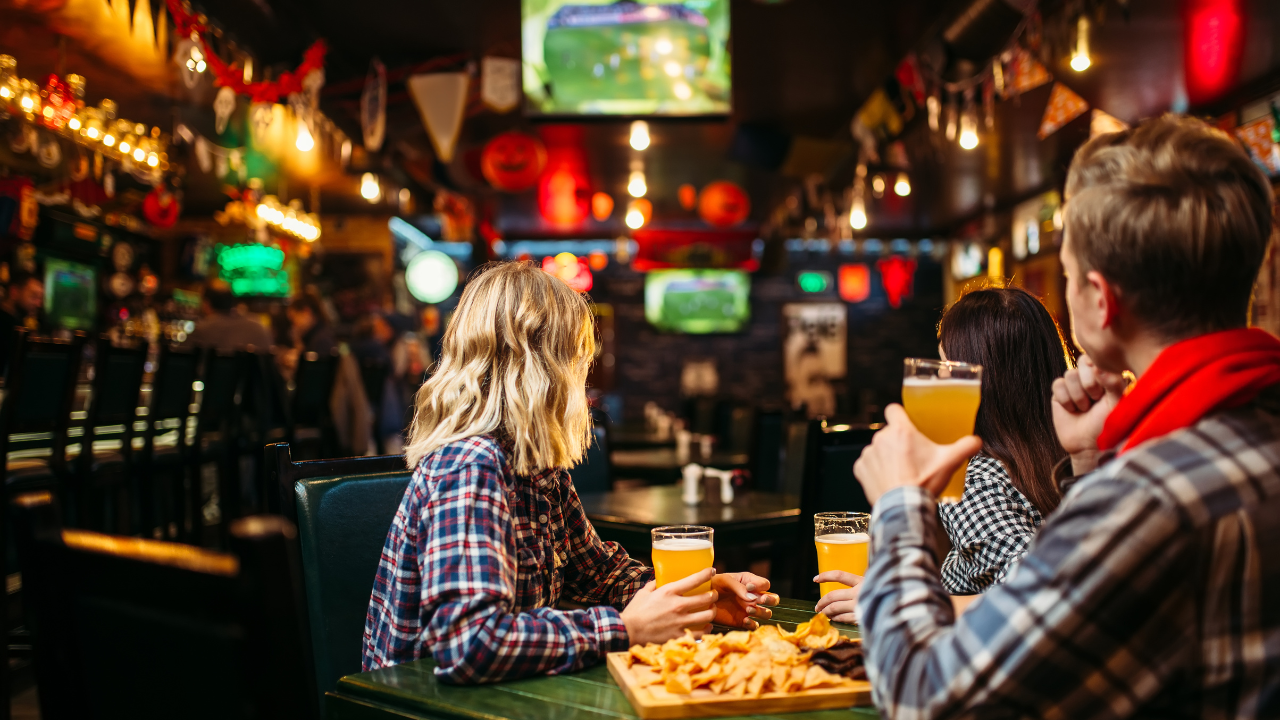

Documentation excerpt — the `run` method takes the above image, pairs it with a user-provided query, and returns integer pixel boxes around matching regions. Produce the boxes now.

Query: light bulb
[67,117,80,130]
[118,141,130,154]
[625,208,645,229]
[629,120,650,151]
[296,124,314,152]
[86,126,99,139]
[1071,16,1091,72]
[894,172,911,197]
[628,171,647,198]
[19,95,33,112]
[850,199,867,230]
[361,173,381,202]
[0,87,9,98]
[959,108,979,150]
[103,134,116,147]
[147,153,159,167]
[871,175,885,197]
[133,147,145,162]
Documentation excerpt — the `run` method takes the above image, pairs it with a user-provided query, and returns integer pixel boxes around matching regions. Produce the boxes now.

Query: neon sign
[216,243,289,297]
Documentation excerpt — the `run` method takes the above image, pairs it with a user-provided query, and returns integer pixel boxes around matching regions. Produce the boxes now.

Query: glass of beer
[814,512,870,597]
[652,525,715,596]
[902,358,983,503]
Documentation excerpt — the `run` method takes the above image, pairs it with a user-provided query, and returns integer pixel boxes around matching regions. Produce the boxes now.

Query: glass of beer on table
[902,358,983,503]
[652,525,714,596]
[814,512,870,597]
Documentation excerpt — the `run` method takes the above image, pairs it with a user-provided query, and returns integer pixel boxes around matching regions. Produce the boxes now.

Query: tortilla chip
[664,671,693,695]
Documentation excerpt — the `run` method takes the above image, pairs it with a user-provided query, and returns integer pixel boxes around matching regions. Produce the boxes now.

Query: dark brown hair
[939,286,1075,515]
[1064,114,1275,339]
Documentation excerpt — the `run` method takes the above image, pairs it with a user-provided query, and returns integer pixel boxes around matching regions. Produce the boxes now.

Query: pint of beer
[814,512,870,597]
[902,358,982,503]
[652,525,714,596]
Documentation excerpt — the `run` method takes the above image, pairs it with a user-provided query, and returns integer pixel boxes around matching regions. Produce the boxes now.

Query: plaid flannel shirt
[859,394,1280,719]
[937,454,1043,595]
[362,435,652,683]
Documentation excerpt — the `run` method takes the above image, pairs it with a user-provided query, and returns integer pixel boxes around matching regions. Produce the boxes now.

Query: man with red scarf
[852,115,1280,718]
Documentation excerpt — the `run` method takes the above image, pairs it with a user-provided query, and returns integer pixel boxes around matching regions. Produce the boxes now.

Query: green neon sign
[797,271,832,293]
[217,244,289,297]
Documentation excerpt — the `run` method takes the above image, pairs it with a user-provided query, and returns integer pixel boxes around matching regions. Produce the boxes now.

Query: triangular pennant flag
[407,73,470,163]
[1235,116,1280,175]
[1038,83,1089,139]
[1006,47,1051,97]
[1090,109,1129,138]
[362,59,387,152]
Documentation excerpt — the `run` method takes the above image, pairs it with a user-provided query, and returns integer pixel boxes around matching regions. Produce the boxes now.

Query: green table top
[327,598,875,720]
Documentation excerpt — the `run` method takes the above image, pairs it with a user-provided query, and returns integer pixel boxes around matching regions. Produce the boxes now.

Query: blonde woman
[363,262,777,684]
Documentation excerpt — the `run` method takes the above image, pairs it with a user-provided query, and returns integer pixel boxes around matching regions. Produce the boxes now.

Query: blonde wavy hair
[403,261,596,475]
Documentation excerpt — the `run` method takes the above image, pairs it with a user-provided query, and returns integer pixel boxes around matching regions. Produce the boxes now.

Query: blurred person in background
[186,288,272,354]
[0,270,45,374]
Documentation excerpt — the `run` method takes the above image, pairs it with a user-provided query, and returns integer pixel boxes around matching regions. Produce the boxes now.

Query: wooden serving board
[606,653,872,719]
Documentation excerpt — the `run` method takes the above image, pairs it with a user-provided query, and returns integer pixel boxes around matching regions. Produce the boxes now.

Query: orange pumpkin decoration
[480,132,547,192]
[591,192,614,221]
[678,183,697,210]
[697,181,750,228]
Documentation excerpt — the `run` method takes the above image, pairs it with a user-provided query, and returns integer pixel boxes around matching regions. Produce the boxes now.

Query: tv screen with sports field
[522,0,730,116]
[644,269,749,333]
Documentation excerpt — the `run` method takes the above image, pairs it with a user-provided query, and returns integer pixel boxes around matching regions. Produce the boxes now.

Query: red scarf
[1098,328,1280,454]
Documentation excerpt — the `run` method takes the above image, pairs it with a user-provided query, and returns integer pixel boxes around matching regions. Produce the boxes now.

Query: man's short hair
[1064,114,1275,339]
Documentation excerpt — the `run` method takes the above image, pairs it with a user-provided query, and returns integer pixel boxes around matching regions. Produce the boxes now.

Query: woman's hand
[710,572,779,629]
[620,569,718,645]
[813,571,863,624]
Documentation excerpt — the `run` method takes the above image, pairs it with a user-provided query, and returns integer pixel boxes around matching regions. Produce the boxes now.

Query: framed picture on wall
[782,303,847,418]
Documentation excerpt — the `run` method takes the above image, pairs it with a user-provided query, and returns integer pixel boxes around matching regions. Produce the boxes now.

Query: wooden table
[578,485,799,557]
[326,598,876,720]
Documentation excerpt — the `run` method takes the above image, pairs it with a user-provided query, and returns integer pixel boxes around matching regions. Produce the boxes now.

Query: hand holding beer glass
[902,358,983,502]
[814,512,870,597]
[651,525,714,596]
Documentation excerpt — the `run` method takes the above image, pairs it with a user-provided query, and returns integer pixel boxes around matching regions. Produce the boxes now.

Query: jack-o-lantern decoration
[678,183,698,210]
[591,192,614,221]
[480,131,547,192]
[698,181,750,228]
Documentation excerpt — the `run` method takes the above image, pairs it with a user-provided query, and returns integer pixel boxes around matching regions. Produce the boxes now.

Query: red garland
[165,0,327,104]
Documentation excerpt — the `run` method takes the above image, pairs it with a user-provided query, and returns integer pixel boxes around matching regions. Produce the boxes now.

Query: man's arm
[858,475,1195,719]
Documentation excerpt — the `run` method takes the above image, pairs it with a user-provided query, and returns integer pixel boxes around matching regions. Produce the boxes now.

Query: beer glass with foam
[651,525,714,596]
[814,512,871,597]
[902,358,983,503]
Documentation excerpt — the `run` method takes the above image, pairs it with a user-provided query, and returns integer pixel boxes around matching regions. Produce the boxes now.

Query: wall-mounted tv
[644,269,749,333]
[44,258,96,331]
[522,0,731,116]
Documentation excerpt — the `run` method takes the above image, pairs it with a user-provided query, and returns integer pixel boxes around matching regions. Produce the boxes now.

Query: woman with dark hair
[933,286,1075,594]
[817,285,1074,620]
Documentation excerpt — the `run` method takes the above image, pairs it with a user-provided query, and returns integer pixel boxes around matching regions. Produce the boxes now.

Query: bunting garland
[1038,83,1089,139]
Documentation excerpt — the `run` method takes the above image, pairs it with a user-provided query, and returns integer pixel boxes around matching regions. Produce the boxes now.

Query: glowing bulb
[629,120,650,151]
[147,153,159,167]
[628,171,647,198]
[959,126,979,150]
[20,95,33,112]
[42,106,53,119]
[1071,16,1091,72]
[103,134,116,147]
[133,147,145,162]
[0,87,9,98]
[196,60,206,73]
[673,81,692,100]
[958,108,979,150]
[67,117,80,130]
[894,173,911,197]
[296,124,314,152]
[256,204,269,219]
[361,173,381,202]
[118,141,130,154]
[850,198,867,230]
[871,175,885,197]
[86,126,99,139]
[625,208,645,229]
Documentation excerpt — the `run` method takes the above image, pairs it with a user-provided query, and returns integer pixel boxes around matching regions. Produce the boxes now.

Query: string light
[361,173,381,202]
[871,175,885,198]
[67,117,80,130]
[102,133,115,147]
[296,123,314,152]
[1071,16,1092,72]
[959,97,979,150]
[628,170,647,198]
[625,206,645,229]
[849,198,867,230]
[629,120,650,151]
[133,147,145,162]
[850,161,868,230]
[256,196,321,241]
[894,172,911,197]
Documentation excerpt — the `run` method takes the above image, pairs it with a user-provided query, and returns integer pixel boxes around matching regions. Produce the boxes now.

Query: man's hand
[711,572,779,629]
[854,405,983,505]
[1051,355,1128,474]
[814,571,862,624]
[620,569,718,645]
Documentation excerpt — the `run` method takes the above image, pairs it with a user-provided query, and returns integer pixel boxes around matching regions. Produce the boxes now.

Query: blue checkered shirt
[363,435,652,683]
[859,394,1280,718]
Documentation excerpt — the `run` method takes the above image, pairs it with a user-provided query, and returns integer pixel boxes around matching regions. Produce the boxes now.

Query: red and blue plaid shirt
[363,435,652,683]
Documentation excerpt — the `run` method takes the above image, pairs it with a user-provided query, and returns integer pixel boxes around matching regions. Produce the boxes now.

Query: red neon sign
[1183,0,1245,105]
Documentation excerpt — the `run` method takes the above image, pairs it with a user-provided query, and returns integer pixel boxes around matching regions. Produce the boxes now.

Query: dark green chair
[266,442,410,712]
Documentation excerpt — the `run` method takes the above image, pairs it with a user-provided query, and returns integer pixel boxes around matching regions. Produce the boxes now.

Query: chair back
[196,349,246,435]
[79,337,148,463]
[570,425,612,493]
[145,344,199,449]
[0,330,85,474]
[790,420,878,599]
[265,442,409,710]
[12,491,316,720]
[292,350,338,430]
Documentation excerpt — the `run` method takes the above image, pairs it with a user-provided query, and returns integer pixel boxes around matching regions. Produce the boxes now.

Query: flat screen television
[522,0,731,115]
[644,269,749,333]
[43,258,97,331]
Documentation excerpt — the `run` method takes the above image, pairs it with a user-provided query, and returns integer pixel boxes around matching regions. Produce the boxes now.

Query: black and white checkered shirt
[936,453,1043,594]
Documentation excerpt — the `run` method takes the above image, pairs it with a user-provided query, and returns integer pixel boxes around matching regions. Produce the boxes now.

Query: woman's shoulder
[960,453,1043,522]
[415,435,508,481]
[965,453,1013,486]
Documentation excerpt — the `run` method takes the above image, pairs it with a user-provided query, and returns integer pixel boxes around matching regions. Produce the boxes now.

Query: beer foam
[903,377,981,387]
[814,532,870,544]
[653,538,713,551]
